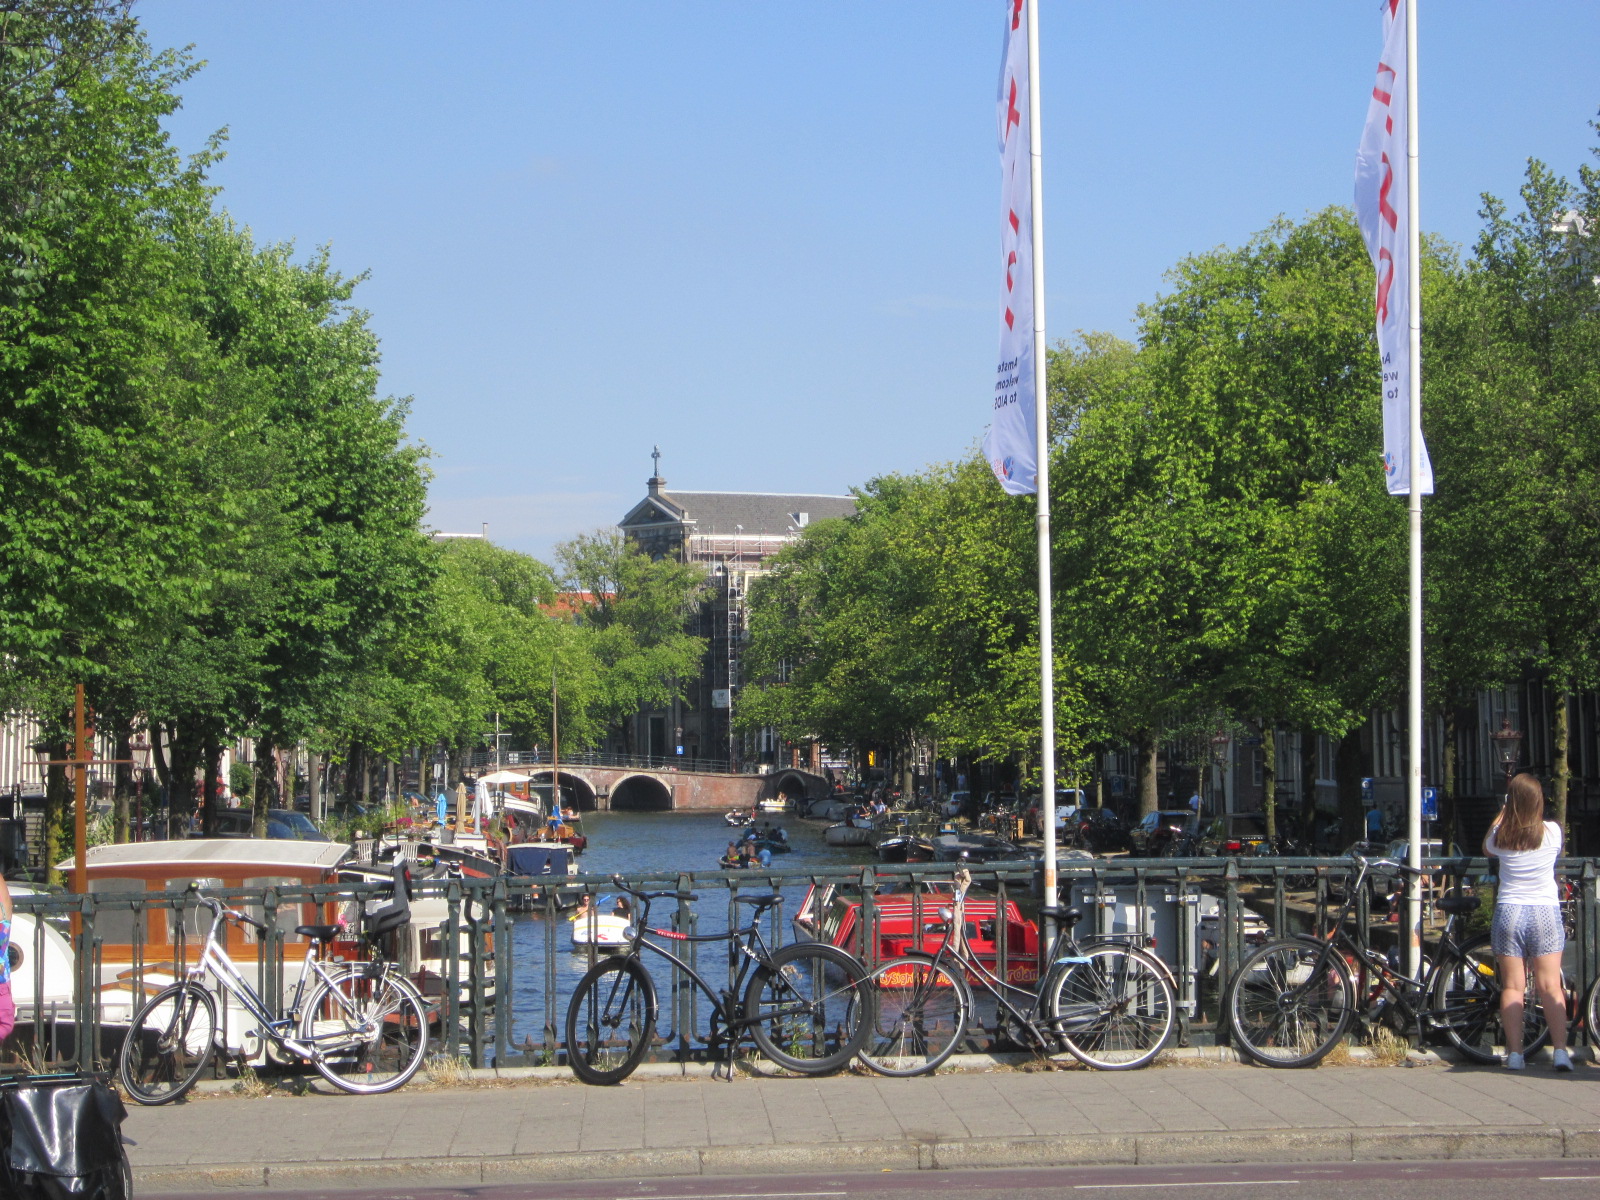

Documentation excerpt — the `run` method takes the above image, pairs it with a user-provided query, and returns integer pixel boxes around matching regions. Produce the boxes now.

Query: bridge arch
[609,773,674,812]
[525,770,598,812]
[771,771,814,804]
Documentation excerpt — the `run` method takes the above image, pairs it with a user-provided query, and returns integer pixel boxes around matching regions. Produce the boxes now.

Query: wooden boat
[792,880,1041,985]
[823,821,877,847]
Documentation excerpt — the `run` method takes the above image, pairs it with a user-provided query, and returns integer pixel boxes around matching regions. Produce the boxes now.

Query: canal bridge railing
[5,856,1598,1078]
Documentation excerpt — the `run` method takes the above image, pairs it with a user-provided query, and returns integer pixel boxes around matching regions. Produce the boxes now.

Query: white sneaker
[1553,1048,1574,1072]
[1505,1052,1526,1070]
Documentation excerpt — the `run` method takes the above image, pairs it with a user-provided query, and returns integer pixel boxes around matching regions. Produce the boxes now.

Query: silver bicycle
[117,874,429,1103]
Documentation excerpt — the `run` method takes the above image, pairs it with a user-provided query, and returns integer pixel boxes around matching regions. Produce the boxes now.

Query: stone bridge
[518,765,830,813]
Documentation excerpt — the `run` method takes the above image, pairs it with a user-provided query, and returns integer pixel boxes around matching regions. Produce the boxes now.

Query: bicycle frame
[1283,857,1478,1035]
[182,897,382,1064]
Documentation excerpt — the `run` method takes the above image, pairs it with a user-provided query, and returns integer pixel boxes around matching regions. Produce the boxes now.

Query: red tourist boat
[792,880,1042,985]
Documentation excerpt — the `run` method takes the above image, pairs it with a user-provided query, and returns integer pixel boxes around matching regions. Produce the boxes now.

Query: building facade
[617,457,855,770]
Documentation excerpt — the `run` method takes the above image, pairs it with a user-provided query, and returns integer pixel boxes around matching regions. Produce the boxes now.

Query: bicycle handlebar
[609,875,699,903]
[187,883,269,933]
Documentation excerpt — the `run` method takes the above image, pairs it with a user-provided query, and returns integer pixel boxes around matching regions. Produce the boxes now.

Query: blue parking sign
[1421,787,1438,822]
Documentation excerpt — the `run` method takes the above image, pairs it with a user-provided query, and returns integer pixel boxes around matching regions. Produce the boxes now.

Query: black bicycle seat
[1438,894,1478,915]
[1039,905,1084,924]
[733,894,781,909]
[296,925,342,943]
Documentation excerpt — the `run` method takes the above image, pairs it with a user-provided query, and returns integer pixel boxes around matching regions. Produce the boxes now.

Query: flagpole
[1026,0,1058,917]
[1403,0,1425,976]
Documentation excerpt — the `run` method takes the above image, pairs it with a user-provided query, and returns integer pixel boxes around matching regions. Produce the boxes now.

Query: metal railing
[4,855,1597,1077]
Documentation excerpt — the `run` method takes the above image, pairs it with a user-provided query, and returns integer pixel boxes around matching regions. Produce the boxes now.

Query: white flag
[1354,0,1433,495]
[984,0,1036,495]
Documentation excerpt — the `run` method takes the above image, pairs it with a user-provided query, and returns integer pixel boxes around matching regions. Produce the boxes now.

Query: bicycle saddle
[296,924,342,943]
[1437,893,1477,915]
[733,894,781,909]
[1038,905,1084,924]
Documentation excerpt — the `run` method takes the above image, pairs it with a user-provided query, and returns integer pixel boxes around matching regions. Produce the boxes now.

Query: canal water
[500,809,870,1061]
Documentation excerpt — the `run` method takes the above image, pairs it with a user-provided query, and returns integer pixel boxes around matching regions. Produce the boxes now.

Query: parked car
[1130,810,1200,857]
[210,810,296,839]
[1023,789,1086,836]
[1070,807,1131,854]
[1198,812,1270,857]
[268,809,330,842]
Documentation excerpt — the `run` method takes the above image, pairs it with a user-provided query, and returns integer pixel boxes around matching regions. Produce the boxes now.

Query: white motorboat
[568,899,631,952]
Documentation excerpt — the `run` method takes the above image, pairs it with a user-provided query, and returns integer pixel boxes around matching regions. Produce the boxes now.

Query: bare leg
[1499,955,1526,1055]
[1531,951,1567,1052]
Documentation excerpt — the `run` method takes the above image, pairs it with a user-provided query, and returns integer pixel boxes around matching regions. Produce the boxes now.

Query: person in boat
[770,826,787,845]
[0,872,13,1045]
[719,842,744,869]
[570,894,593,923]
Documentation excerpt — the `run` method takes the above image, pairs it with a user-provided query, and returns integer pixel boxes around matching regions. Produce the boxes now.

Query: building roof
[620,489,856,538]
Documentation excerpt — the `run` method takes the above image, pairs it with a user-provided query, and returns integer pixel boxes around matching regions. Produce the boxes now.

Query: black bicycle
[1225,853,1556,1067]
[564,877,874,1085]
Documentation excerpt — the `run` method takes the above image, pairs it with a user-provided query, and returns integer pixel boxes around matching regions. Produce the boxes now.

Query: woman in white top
[1484,772,1570,1071]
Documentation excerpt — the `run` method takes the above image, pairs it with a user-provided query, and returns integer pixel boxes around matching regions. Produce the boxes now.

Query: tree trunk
[1553,688,1571,838]
[1442,707,1460,847]
[202,738,222,838]
[1261,723,1278,840]
[254,735,277,838]
[112,714,134,844]
[1135,730,1158,818]
[1336,730,1365,849]
[44,737,70,887]
[308,750,323,821]
[1298,728,1319,843]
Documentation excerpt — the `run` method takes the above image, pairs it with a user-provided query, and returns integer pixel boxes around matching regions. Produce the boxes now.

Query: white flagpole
[1404,0,1425,976]
[1026,0,1058,913]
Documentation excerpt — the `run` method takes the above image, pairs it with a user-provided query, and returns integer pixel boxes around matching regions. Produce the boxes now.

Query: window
[162,877,224,942]
[243,876,308,943]
[87,877,146,944]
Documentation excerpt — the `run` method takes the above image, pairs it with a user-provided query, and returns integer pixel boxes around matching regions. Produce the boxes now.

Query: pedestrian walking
[1485,772,1571,1071]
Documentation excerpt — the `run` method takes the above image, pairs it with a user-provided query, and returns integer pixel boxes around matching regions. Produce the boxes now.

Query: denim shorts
[1490,903,1565,959]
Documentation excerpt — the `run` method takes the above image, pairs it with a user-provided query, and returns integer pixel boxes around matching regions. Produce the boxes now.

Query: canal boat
[568,896,631,952]
[792,879,1041,985]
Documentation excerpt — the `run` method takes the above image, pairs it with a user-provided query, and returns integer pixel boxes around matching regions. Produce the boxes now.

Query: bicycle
[564,876,874,1085]
[117,867,430,1103]
[1224,852,1559,1067]
[856,869,1177,1076]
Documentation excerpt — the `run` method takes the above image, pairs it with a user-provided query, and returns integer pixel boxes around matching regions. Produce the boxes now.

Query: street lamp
[1490,717,1523,788]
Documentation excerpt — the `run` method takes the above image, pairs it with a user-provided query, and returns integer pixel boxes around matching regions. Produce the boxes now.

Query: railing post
[676,871,695,1065]
[443,877,463,1063]
[1219,858,1241,1046]
[492,874,511,1068]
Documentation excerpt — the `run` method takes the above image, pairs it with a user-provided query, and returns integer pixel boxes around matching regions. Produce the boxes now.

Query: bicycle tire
[1430,932,1553,1064]
[744,942,872,1074]
[1047,944,1175,1070]
[566,956,657,1085]
[1226,939,1355,1068]
[301,965,430,1094]
[118,981,218,1105]
[856,951,970,1077]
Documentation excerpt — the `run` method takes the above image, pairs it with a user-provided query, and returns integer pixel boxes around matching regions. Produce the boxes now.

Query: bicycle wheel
[1430,933,1552,1065]
[301,965,430,1094]
[1047,944,1175,1070]
[1226,939,1354,1068]
[118,982,218,1104]
[856,952,970,1077]
[744,942,872,1074]
[565,956,657,1085]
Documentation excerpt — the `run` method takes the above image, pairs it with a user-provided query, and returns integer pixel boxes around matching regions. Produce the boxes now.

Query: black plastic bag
[0,1074,131,1199]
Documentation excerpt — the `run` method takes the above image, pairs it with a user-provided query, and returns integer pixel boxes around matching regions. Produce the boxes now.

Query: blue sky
[134,2,1600,563]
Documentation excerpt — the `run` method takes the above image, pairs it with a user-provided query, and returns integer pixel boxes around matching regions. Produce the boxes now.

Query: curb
[184,1043,1456,1095]
[132,1125,1600,1191]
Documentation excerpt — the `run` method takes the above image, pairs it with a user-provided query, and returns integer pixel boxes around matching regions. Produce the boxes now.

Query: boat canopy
[506,843,572,876]
[60,838,351,874]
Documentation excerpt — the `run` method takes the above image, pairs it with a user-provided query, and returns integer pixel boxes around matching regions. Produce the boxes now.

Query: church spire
[647,445,666,497]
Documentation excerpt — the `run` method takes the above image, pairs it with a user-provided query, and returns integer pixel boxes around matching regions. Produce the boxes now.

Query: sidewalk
[127,1056,1600,1193]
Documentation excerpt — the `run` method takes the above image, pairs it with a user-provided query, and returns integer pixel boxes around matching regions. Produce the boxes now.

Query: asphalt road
[143,1158,1600,1200]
